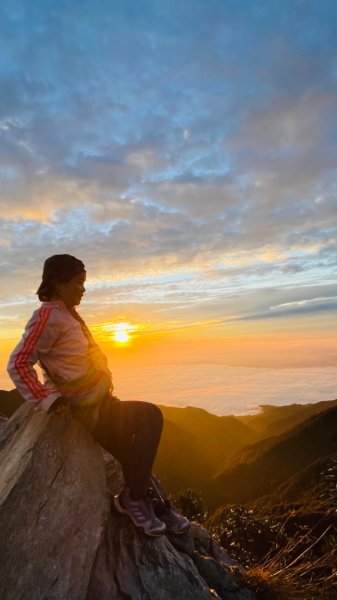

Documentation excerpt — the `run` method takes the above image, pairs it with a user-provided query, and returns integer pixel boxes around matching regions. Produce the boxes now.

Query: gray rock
[190,522,244,571]
[0,402,256,600]
[0,404,108,600]
[191,552,256,600]
[0,402,29,452]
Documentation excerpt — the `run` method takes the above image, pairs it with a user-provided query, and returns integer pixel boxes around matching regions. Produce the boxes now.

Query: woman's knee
[149,403,163,432]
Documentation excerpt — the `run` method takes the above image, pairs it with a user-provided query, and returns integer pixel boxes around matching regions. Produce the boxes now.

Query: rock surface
[0,403,108,600]
[0,402,256,600]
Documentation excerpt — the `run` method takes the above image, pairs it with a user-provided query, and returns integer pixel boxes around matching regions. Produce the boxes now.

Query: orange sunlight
[98,321,139,344]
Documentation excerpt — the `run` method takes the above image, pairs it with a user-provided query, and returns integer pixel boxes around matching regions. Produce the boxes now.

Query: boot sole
[166,522,190,535]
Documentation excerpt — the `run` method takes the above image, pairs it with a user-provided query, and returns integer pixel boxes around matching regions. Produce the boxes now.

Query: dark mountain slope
[237,399,337,439]
[154,419,211,494]
[208,405,337,508]
[252,452,337,512]
[155,405,258,496]
[0,389,24,417]
[1,390,258,497]
[159,405,258,471]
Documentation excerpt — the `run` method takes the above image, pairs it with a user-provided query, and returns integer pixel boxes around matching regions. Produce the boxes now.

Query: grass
[244,518,337,599]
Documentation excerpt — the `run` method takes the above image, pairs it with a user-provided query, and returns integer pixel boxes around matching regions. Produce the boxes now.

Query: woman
[7,254,189,538]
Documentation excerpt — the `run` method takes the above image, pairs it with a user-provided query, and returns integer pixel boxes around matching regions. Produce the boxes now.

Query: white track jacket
[7,300,112,413]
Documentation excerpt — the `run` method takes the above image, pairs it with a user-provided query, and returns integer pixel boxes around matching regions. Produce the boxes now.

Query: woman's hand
[47,397,72,419]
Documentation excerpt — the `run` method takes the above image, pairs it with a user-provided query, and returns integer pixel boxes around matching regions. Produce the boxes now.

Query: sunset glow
[99,322,139,344]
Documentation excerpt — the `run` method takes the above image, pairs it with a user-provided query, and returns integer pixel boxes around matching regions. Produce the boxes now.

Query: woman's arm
[7,306,62,413]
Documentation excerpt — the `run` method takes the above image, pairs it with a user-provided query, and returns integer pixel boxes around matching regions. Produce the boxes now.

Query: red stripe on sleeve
[14,307,52,401]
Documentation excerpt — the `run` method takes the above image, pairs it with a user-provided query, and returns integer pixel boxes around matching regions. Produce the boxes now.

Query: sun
[110,321,138,344]
[99,321,139,344]
[114,329,130,343]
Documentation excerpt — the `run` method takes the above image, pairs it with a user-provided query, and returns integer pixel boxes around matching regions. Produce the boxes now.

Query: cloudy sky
[1,1,337,414]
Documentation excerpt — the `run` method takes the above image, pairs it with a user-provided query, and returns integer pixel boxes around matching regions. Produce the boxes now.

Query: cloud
[0,0,337,347]
[240,297,337,321]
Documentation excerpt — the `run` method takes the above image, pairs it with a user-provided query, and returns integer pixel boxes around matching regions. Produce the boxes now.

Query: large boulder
[0,403,108,600]
[0,403,256,600]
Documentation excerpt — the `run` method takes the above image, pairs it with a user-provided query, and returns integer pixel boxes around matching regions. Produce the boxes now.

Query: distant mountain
[154,405,258,496]
[208,405,337,509]
[237,399,337,439]
[3,388,337,509]
[0,389,24,417]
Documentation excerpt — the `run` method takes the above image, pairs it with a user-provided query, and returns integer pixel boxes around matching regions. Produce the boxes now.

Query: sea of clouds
[111,363,337,416]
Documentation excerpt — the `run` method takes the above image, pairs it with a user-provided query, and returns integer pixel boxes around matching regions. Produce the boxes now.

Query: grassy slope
[252,452,337,512]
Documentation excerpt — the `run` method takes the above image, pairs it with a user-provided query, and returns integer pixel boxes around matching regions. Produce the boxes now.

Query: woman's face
[54,271,86,308]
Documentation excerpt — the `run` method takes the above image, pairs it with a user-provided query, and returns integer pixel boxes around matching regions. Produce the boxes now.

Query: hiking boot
[157,499,190,535]
[113,487,167,537]
[147,476,190,535]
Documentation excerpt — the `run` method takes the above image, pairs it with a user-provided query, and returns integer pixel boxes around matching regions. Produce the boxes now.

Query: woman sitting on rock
[7,254,189,538]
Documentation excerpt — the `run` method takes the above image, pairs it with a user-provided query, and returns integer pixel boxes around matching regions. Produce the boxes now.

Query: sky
[1,0,337,415]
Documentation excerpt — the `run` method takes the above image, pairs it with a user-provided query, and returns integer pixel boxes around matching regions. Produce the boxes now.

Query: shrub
[173,488,209,522]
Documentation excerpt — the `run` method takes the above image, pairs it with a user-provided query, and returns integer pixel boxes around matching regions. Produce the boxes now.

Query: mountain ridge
[2,388,337,503]
[208,404,337,508]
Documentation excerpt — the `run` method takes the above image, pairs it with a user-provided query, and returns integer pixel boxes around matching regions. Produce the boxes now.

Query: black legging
[91,395,163,500]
